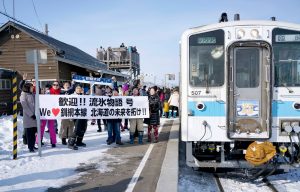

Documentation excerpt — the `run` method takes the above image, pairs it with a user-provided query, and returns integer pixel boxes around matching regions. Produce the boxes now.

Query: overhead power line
[31,0,43,29]
[2,0,8,18]
[0,10,42,33]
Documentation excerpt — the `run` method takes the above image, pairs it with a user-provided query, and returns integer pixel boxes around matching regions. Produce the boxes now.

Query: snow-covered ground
[0,115,127,192]
[178,143,300,192]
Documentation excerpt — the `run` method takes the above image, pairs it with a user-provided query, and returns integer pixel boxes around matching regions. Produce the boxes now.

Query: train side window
[0,79,11,90]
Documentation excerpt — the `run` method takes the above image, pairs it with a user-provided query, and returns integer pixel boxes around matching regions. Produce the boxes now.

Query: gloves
[31,115,36,120]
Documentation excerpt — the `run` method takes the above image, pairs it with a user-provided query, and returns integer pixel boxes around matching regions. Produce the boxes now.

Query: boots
[169,110,172,118]
[147,126,152,142]
[97,124,102,132]
[116,140,124,145]
[76,137,86,147]
[173,110,177,118]
[62,138,67,145]
[154,126,159,143]
[23,132,27,145]
[68,137,78,150]
[138,132,143,144]
[130,134,134,144]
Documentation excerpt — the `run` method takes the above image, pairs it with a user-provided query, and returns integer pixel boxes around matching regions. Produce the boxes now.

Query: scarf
[50,87,61,95]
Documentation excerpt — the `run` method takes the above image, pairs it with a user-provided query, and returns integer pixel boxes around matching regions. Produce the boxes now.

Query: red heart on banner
[52,108,60,117]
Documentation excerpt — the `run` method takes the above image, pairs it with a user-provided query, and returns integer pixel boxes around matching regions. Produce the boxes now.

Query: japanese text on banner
[39,95,149,119]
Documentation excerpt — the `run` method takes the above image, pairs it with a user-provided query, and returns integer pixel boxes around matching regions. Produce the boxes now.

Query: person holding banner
[106,89,124,145]
[92,85,104,132]
[59,81,75,145]
[121,89,129,132]
[75,84,88,147]
[129,87,144,144]
[103,85,113,135]
[145,87,161,143]
[20,82,37,152]
[67,84,87,150]
[36,81,57,147]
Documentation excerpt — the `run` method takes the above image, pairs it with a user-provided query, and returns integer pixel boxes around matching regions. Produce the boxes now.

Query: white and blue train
[180,14,300,169]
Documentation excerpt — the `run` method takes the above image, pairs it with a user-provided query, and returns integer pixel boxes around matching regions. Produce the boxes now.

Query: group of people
[19,74,180,153]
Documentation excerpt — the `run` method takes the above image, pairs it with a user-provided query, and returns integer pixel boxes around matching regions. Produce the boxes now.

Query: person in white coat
[168,88,180,118]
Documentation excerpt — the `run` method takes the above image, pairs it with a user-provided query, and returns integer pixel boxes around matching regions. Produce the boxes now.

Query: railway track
[262,178,279,192]
[213,173,279,192]
[213,173,225,192]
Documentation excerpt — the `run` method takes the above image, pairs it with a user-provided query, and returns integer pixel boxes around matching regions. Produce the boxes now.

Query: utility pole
[13,0,15,18]
[165,74,168,88]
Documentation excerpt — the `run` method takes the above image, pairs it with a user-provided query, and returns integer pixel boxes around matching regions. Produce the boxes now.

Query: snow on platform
[0,115,120,192]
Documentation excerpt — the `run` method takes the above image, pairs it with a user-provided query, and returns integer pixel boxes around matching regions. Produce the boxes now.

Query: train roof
[185,20,300,34]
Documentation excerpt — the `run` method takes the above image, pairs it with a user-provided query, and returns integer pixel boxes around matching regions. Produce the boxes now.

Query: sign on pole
[168,74,175,80]
[26,49,47,157]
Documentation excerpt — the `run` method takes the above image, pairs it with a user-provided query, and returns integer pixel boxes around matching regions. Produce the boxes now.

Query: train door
[228,43,271,139]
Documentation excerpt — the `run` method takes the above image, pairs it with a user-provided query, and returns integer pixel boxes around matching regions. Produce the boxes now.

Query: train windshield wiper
[282,83,294,93]
[205,73,210,94]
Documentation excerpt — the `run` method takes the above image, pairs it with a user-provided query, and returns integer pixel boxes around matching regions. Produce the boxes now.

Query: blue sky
[1,0,300,85]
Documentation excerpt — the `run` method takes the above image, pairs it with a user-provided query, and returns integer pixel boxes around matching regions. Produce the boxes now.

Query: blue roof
[1,21,107,71]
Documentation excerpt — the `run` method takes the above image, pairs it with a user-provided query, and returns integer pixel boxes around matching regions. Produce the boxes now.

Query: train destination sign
[197,37,217,44]
[275,34,300,42]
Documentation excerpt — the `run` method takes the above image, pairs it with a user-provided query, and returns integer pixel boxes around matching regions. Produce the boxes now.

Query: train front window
[189,30,224,87]
[273,28,300,87]
[236,48,260,88]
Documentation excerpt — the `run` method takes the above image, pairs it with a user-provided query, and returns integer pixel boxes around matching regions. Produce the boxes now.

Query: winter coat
[106,118,122,123]
[72,92,87,136]
[50,84,75,95]
[164,92,170,101]
[20,91,37,128]
[49,87,61,95]
[159,92,165,102]
[168,91,179,108]
[144,94,160,125]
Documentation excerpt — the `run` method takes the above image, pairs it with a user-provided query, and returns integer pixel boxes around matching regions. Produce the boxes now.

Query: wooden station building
[0,21,128,114]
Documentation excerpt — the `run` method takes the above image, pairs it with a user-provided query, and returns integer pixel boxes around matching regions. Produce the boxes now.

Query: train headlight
[237,29,245,39]
[250,29,259,38]
[291,122,300,133]
[293,102,300,110]
[196,102,205,111]
[282,122,293,133]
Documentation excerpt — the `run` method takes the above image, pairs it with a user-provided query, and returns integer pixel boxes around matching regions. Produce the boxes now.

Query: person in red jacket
[36,81,60,147]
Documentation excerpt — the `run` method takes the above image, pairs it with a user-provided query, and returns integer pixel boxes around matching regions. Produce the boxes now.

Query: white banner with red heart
[39,95,150,119]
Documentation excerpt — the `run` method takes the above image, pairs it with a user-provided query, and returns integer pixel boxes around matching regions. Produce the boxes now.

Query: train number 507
[191,91,201,96]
